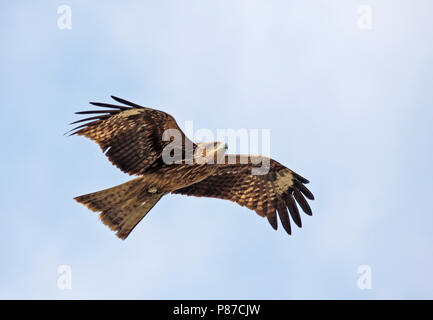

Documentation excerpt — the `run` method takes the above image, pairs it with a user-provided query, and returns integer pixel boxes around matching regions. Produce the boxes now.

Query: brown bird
[69,96,315,239]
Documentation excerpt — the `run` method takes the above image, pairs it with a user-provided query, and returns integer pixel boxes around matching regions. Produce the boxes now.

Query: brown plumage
[70,96,315,239]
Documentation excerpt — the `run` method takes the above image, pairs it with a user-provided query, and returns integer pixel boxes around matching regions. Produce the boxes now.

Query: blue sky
[0,0,432,299]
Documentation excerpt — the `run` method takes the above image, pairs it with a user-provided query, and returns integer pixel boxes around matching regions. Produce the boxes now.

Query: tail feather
[75,177,164,239]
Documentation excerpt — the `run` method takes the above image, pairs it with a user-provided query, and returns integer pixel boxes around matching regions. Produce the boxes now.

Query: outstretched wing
[172,155,314,235]
[68,96,194,175]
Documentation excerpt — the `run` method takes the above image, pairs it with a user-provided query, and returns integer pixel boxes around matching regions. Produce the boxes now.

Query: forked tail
[74,177,164,239]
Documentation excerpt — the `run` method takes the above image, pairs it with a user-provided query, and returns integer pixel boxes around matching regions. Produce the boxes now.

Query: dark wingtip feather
[266,210,278,230]
[286,193,302,228]
[75,110,117,115]
[64,129,78,136]
[111,96,144,108]
[89,102,129,110]
[277,202,292,235]
[65,123,89,136]
[293,189,312,216]
[69,115,110,125]
[292,172,310,184]
[294,180,315,200]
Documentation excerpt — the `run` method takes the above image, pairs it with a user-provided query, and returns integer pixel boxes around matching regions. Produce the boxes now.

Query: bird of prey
[69,96,314,239]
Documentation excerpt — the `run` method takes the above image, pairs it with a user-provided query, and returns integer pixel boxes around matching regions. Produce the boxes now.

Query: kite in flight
[69,96,315,239]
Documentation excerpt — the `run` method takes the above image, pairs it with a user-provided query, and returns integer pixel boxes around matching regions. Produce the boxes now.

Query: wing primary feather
[294,180,315,200]
[266,210,278,230]
[286,193,302,227]
[293,189,312,216]
[69,115,110,125]
[277,201,291,235]
[66,122,98,136]
[111,96,144,108]
[75,110,118,115]
[65,127,86,136]
[89,102,129,110]
[292,172,310,184]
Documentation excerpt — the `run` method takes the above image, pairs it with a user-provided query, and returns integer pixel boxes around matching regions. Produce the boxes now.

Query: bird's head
[194,141,228,164]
